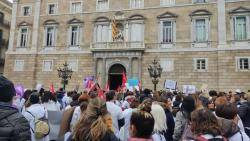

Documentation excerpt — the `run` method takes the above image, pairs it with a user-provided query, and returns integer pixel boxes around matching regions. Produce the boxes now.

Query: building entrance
[108,64,126,90]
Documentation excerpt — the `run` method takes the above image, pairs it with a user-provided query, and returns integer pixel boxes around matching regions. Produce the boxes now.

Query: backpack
[27,110,50,139]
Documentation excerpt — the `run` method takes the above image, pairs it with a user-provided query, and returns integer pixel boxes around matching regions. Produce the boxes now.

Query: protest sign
[164,80,177,90]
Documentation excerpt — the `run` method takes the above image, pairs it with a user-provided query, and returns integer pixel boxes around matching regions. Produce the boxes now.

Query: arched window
[0,12,4,23]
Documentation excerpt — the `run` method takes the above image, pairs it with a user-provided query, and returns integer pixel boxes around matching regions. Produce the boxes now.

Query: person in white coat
[42,91,60,111]
[106,90,124,138]
[119,99,140,141]
[23,93,49,141]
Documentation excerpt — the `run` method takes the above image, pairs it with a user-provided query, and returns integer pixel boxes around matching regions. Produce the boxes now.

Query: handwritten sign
[164,80,177,90]
[183,85,196,94]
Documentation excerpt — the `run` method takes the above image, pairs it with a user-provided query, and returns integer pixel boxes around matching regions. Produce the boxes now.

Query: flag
[87,80,95,90]
[96,83,105,100]
[139,80,142,90]
[122,71,127,88]
[112,17,118,40]
[105,80,110,91]
[50,83,55,94]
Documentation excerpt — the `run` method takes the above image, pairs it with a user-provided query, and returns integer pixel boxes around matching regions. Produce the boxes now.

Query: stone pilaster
[7,0,18,52]
[31,0,41,52]
[217,0,227,47]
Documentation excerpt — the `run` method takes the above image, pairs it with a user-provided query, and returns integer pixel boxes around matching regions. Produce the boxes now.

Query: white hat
[235,89,241,94]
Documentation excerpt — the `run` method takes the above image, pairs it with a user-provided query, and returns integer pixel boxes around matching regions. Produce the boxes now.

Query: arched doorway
[108,64,126,90]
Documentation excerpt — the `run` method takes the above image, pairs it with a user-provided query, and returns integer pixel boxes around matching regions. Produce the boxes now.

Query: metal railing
[91,41,145,50]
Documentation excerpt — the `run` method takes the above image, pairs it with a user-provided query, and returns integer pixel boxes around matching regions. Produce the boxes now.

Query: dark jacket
[217,117,239,138]
[164,109,175,141]
[238,101,250,127]
[0,102,31,141]
[237,101,250,137]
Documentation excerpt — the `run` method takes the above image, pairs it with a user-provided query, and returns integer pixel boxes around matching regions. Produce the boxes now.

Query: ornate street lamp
[57,62,73,90]
[148,59,163,91]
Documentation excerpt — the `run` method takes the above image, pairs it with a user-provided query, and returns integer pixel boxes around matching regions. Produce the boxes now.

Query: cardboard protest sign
[183,85,196,94]
[164,80,177,90]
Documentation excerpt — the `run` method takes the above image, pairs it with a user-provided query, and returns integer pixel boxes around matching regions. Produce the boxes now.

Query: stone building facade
[4,0,250,92]
[0,0,11,74]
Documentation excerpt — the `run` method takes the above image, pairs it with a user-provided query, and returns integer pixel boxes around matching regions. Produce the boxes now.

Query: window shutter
[52,27,57,46]
[141,23,144,42]
[68,26,71,46]
[205,18,209,41]
[44,27,47,46]
[191,19,196,42]
[246,16,250,40]
[108,24,112,42]
[125,22,129,42]
[17,28,21,47]
[173,21,176,42]
[78,26,82,46]
[233,17,237,40]
[159,21,163,43]
[26,28,29,47]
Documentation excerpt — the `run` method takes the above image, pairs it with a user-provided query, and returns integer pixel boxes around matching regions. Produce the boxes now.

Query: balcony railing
[91,41,145,51]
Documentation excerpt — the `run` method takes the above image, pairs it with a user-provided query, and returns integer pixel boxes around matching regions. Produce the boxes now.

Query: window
[45,26,56,47]
[160,59,174,72]
[68,60,78,71]
[23,6,31,16]
[194,58,208,71]
[129,23,144,42]
[234,17,247,40]
[95,24,110,42]
[194,0,207,3]
[237,58,250,70]
[0,12,4,23]
[130,0,144,9]
[42,60,53,71]
[161,21,174,43]
[48,4,57,15]
[160,0,175,6]
[192,18,209,42]
[19,27,28,47]
[96,0,109,10]
[70,26,80,46]
[14,60,24,71]
[71,2,82,13]
[195,19,207,42]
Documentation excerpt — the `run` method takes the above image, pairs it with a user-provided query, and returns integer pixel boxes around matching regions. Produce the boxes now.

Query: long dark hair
[191,109,222,137]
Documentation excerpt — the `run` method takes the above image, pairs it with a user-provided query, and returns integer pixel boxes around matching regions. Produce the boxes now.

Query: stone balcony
[90,41,145,51]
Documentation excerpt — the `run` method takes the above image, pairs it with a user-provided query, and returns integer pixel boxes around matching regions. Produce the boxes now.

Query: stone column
[128,57,132,79]
[94,58,97,77]
[31,0,41,51]
[7,0,18,52]
[217,0,227,47]
[102,58,106,88]
[138,57,142,81]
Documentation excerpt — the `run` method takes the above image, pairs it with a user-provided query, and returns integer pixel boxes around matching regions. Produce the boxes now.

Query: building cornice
[37,2,218,17]
[6,46,250,55]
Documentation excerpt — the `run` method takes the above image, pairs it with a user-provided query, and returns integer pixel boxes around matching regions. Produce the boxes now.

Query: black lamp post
[148,59,163,91]
[57,62,73,90]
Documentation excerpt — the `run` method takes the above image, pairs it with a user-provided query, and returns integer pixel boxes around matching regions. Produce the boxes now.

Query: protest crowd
[1,75,250,141]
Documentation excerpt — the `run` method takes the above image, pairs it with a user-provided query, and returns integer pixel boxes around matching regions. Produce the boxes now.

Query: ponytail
[90,116,109,141]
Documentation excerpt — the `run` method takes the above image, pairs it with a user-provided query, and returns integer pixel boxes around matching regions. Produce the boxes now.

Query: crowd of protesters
[1,76,250,141]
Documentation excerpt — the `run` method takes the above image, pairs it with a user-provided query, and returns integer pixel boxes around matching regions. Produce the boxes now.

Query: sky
[7,0,13,3]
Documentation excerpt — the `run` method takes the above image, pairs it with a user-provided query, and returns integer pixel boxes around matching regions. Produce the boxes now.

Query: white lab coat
[23,104,49,141]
